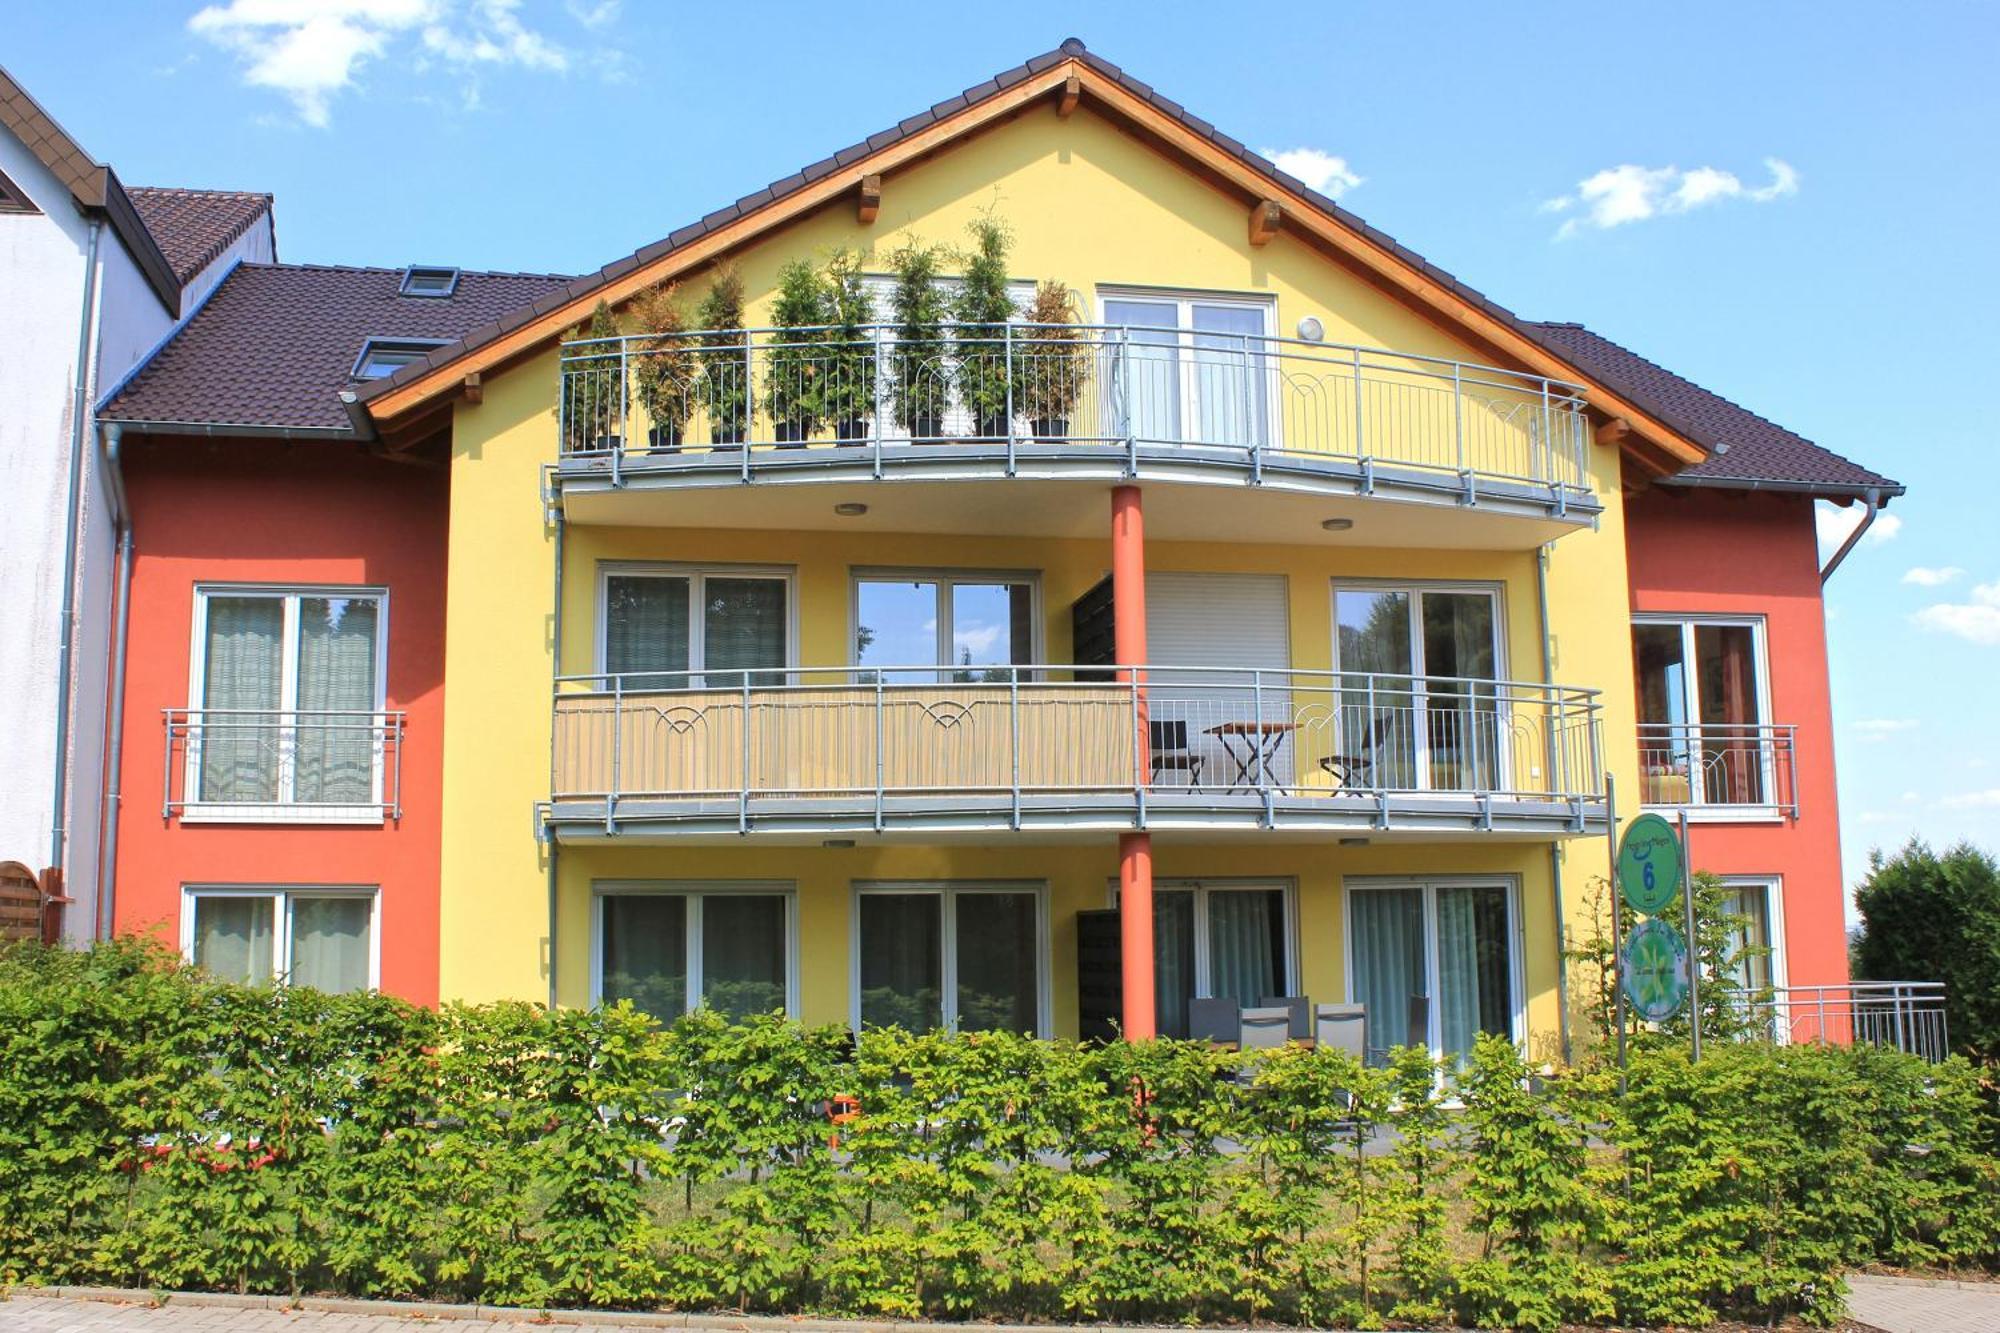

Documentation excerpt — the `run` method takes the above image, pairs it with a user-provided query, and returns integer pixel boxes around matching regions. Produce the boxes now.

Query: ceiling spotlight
[1320,517,1354,532]
[834,502,869,517]
[1297,315,1326,342]
[1339,836,1370,847]
[822,838,856,848]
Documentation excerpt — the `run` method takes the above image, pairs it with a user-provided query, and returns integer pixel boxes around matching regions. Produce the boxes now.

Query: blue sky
[9,2,1996,906]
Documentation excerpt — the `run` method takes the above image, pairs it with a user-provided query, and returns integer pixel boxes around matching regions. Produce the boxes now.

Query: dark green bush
[3,937,1994,1327]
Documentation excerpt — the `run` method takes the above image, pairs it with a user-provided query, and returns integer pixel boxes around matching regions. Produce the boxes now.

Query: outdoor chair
[1238,1006,1292,1050]
[1259,994,1313,1041]
[1188,996,1240,1045]
[1313,1003,1368,1060]
[1149,719,1204,788]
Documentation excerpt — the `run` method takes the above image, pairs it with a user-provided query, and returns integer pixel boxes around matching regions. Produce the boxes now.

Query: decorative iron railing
[1746,982,1950,1062]
[556,323,1594,501]
[163,708,405,820]
[549,665,1603,815]
[1637,721,1797,815]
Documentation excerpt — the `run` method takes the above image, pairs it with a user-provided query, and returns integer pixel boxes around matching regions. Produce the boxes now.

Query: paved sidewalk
[1846,1273,2000,1333]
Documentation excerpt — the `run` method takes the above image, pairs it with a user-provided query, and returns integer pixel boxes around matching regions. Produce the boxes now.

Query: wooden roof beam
[856,174,882,225]
[1056,73,1080,118]
[1249,199,1282,247]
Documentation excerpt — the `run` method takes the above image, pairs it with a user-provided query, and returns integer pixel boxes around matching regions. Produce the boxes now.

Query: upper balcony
[1637,722,1798,821]
[543,664,1606,844]
[549,324,1599,546]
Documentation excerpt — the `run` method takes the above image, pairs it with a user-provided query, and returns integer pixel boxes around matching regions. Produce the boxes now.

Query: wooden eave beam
[1248,199,1282,247]
[1057,73,1081,118]
[1594,416,1631,448]
[856,174,882,225]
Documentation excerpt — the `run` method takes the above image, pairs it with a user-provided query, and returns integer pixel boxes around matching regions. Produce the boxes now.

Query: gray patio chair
[1188,996,1240,1045]
[1259,994,1313,1041]
[1239,1006,1293,1050]
[1313,1003,1367,1060]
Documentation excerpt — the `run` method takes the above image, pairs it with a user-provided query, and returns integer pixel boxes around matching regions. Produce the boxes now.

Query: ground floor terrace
[542,836,1591,1061]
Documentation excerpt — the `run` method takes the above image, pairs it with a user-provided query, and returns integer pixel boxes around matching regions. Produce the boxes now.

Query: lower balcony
[544,666,1606,842]
[1636,722,1797,819]
[163,708,405,824]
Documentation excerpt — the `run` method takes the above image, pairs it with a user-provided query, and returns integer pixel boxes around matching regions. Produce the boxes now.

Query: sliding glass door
[1102,294,1271,450]
[1334,584,1501,792]
[1347,878,1519,1067]
[1143,881,1293,1039]
[1632,618,1771,806]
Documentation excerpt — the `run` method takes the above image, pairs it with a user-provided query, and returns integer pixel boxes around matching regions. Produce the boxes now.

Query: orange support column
[1113,485,1156,1041]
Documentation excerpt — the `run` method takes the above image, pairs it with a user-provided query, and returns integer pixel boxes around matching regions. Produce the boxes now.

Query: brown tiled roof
[0,64,181,310]
[128,187,273,285]
[1527,322,1903,499]
[100,263,573,433]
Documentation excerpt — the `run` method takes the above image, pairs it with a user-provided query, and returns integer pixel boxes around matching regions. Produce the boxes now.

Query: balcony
[163,708,405,824]
[550,324,1598,545]
[1747,982,1950,1062]
[1637,722,1797,819]
[544,665,1606,842]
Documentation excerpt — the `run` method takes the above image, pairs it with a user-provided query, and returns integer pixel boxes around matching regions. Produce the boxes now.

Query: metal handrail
[1636,720,1798,816]
[555,321,1594,499]
[163,707,406,820]
[1746,981,1949,1062]
[549,663,1604,809]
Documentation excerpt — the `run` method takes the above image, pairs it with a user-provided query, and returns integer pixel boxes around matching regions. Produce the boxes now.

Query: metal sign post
[1605,773,1626,1092]
[1681,806,1700,1061]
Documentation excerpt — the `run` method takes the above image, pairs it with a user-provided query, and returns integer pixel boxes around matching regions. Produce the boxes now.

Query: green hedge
[3,939,1995,1330]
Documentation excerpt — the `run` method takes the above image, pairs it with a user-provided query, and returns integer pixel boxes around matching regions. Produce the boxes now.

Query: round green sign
[1617,812,1683,916]
[1622,919,1689,1022]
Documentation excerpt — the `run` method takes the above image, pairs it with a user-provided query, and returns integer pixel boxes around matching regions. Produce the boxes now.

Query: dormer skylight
[353,338,449,380]
[399,265,460,298]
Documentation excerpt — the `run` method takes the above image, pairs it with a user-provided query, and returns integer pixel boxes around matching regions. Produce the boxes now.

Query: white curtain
[1207,889,1280,1010]
[200,597,283,802]
[289,896,372,993]
[192,895,275,985]
[1349,888,1426,1064]
[1436,885,1511,1065]
[295,597,379,803]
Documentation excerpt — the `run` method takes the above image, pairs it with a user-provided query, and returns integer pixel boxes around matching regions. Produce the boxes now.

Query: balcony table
[1204,720,1298,793]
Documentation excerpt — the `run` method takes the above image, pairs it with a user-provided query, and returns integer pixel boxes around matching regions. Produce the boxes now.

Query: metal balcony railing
[163,708,405,820]
[556,323,1593,502]
[1637,721,1797,816]
[549,665,1603,820]
[1743,982,1950,1062]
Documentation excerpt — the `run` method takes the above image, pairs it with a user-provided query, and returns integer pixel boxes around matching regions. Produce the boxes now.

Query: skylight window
[352,338,447,380]
[399,266,460,298]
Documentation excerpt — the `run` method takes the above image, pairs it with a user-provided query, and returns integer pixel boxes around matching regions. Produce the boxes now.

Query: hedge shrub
[3,938,1995,1329]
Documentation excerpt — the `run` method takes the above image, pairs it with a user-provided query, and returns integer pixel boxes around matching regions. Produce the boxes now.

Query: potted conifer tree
[1019,279,1089,442]
[953,214,1017,440]
[562,300,623,455]
[630,284,696,453]
[888,240,951,442]
[765,259,832,446]
[823,248,877,444]
[695,266,748,448]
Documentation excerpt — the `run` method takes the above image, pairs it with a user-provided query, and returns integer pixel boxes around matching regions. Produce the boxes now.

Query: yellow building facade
[415,52,1685,1063]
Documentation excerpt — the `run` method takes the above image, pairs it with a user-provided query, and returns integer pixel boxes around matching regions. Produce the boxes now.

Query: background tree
[1852,838,2000,1063]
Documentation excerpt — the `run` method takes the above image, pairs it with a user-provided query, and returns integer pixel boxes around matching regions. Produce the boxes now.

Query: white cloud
[1815,502,1900,559]
[1912,580,2000,646]
[1260,147,1364,199]
[189,0,594,125]
[1902,566,1966,587]
[564,0,618,26]
[1544,157,1799,238]
[1852,718,1918,742]
[953,623,1004,655]
[1941,788,2000,810]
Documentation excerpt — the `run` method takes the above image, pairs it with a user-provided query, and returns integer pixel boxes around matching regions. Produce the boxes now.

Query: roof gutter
[1660,473,1906,501]
[1820,487,1883,585]
[97,418,363,442]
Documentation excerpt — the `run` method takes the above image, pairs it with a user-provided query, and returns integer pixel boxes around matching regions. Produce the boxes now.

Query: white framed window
[182,886,379,993]
[1098,287,1276,449]
[852,882,1049,1035]
[352,338,449,379]
[1344,875,1524,1067]
[1332,581,1507,792]
[851,568,1039,681]
[858,273,1036,440]
[591,881,798,1022]
[398,266,460,298]
[187,586,389,822]
[597,563,795,688]
[1632,616,1777,811]
[1715,875,1786,995]
[1110,878,1298,1040]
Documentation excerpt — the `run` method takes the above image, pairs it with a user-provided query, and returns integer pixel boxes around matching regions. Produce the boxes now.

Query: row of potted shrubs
[568,215,1094,451]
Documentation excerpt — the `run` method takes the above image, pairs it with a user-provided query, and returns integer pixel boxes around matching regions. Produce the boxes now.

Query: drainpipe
[94,424,133,939]
[1536,542,1573,1065]
[51,218,105,884]
[547,501,565,1010]
[1112,485,1155,1041]
[1819,489,1882,584]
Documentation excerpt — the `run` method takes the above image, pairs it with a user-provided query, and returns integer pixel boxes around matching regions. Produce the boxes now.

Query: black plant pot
[975,412,1009,441]
[647,421,684,454]
[773,421,810,448]
[834,416,868,445]
[709,417,743,449]
[1032,416,1070,443]
[910,413,944,444]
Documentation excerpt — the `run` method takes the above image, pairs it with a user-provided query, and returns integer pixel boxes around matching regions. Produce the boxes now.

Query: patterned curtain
[294,598,379,803]
[199,597,283,802]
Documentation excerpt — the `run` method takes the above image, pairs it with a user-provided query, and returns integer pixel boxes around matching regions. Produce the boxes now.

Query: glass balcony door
[1334,585,1501,792]
[602,566,790,689]
[1102,294,1272,450]
[1632,618,1771,805]
[1347,878,1519,1068]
